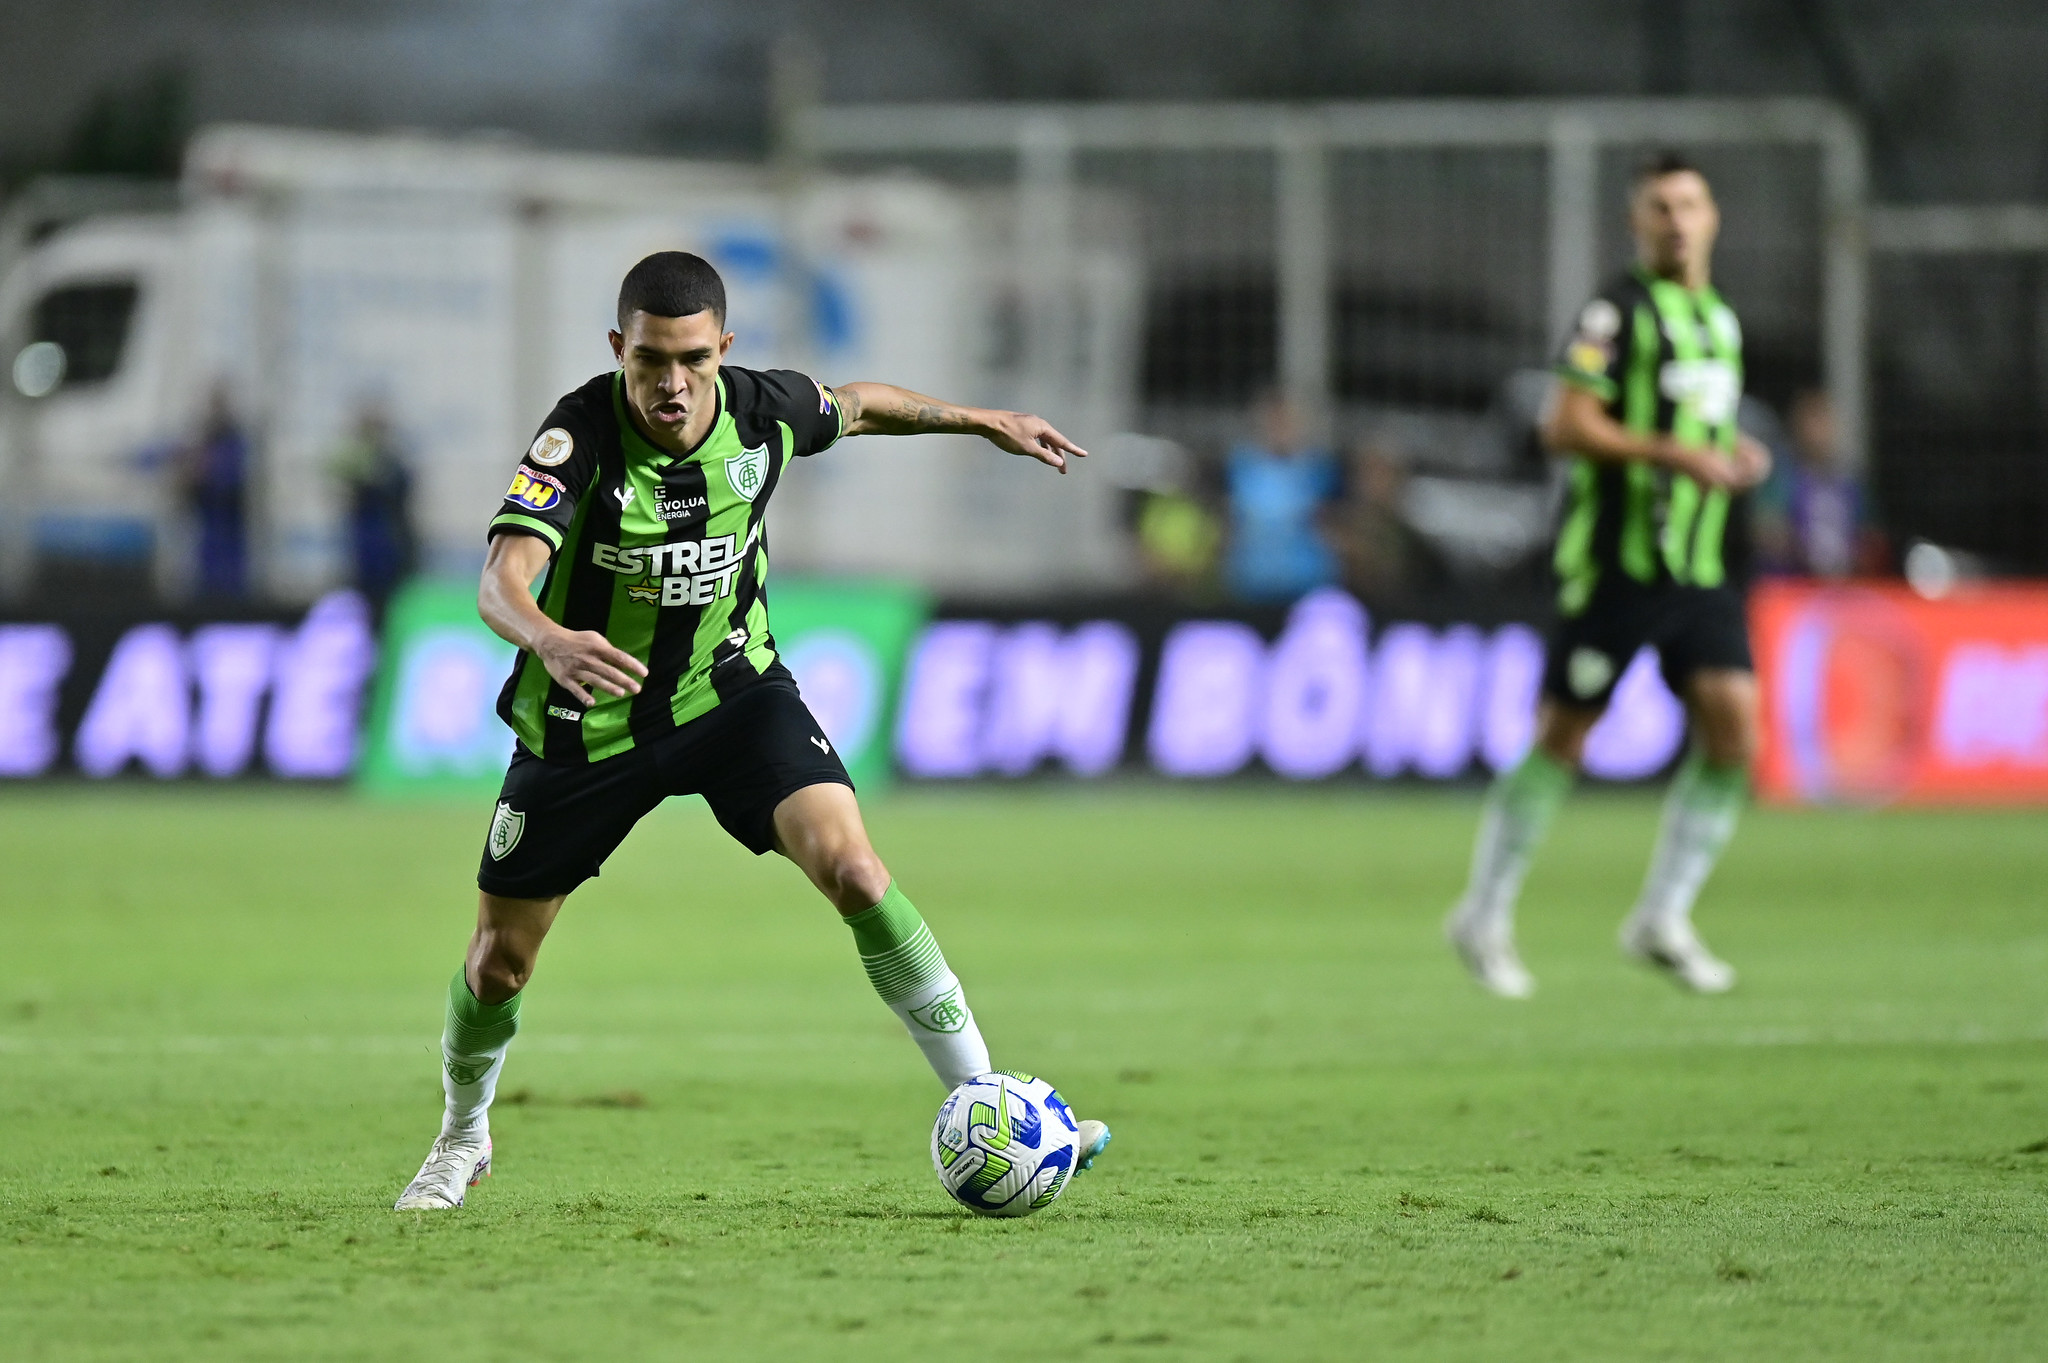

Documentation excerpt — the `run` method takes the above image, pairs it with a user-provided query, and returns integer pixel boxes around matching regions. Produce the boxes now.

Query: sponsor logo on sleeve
[527,427,574,467]
[1566,340,1612,375]
[505,469,562,511]
[1577,298,1622,340]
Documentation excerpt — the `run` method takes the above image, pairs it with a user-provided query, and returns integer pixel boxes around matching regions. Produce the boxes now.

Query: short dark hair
[616,251,726,330]
[1634,150,1705,188]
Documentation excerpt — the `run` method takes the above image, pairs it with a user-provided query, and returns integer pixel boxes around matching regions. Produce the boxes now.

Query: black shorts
[476,667,852,900]
[1542,577,1753,709]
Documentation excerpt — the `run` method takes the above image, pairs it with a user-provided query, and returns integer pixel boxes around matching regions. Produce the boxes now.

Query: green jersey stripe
[490,512,564,551]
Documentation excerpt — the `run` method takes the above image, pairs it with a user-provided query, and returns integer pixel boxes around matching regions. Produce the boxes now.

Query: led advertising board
[1752,581,2048,804]
[7,581,2044,803]
[0,592,375,780]
[894,588,1687,784]
[354,577,927,798]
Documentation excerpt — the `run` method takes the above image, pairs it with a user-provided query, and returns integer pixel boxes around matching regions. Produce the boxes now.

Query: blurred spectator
[1117,435,1222,597]
[1753,389,1887,578]
[329,400,417,609]
[1223,390,1341,602]
[1331,439,1430,599]
[176,384,251,599]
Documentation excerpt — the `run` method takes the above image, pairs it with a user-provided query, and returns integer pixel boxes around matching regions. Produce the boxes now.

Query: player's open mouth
[651,401,688,424]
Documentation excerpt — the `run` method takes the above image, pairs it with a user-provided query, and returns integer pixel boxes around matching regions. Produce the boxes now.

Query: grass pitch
[2,785,2045,1361]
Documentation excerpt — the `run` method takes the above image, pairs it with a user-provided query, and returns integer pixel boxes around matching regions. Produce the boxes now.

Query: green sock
[1635,751,1748,927]
[442,968,520,1133]
[1457,747,1576,933]
[842,883,991,1088]
[843,883,948,1004]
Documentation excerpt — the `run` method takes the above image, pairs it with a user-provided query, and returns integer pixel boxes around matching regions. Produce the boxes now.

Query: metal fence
[801,99,1867,580]
[1868,206,2048,573]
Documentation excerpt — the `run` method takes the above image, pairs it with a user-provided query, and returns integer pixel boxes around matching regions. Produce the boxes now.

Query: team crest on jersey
[527,427,574,467]
[724,443,769,502]
[487,802,525,861]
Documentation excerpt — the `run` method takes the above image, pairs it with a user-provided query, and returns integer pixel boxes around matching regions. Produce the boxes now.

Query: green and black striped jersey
[489,365,843,763]
[1551,266,1745,614]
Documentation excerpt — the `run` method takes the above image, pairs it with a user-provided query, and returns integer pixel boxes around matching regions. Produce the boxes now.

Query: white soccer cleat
[393,1130,492,1210]
[1075,1119,1112,1172]
[1445,907,1536,999]
[1620,916,1737,994]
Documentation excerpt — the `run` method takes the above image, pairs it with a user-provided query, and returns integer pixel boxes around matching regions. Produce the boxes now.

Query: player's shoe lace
[393,1131,492,1210]
[1445,905,1536,999]
[1621,916,1736,994]
[1075,1119,1112,1172]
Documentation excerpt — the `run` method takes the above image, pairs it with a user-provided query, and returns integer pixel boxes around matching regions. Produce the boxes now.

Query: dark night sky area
[4,0,2048,201]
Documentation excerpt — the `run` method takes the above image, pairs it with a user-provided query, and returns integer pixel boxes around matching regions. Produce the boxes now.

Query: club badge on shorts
[487,802,525,861]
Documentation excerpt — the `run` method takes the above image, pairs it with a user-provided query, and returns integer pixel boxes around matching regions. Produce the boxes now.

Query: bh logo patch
[910,985,970,1034]
[505,469,562,512]
[724,443,769,502]
[487,802,525,861]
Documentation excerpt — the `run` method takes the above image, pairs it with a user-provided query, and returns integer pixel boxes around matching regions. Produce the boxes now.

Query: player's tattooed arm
[830,381,1088,474]
[480,532,648,704]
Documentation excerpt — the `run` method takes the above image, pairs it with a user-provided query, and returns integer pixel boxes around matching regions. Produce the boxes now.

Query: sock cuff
[1675,751,1750,808]
[446,967,521,1055]
[1498,746,1574,819]
[842,881,922,955]
[845,883,950,1004]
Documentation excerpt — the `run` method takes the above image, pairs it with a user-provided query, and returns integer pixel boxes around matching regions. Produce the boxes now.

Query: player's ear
[608,329,625,366]
[719,330,735,359]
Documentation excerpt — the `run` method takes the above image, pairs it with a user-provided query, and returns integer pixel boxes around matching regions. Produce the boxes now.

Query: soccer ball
[930,1071,1081,1217]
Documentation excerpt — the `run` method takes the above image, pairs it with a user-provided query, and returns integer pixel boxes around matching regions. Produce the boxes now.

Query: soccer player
[395,251,1111,1209]
[1445,153,1772,999]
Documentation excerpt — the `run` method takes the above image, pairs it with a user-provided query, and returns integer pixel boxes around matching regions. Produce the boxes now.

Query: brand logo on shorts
[488,802,525,861]
[909,985,969,1034]
[1567,647,1615,700]
[725,443,769,502]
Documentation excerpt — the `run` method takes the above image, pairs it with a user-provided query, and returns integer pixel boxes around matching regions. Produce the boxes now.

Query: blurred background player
[1445,153,1772,998]
[394,252,1109,1210]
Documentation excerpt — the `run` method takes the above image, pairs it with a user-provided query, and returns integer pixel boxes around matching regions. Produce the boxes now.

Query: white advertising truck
[0,125,1135,602]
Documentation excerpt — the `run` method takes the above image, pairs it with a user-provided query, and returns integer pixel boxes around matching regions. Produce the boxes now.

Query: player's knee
[471,950,534,1004]
[826,846,892,914]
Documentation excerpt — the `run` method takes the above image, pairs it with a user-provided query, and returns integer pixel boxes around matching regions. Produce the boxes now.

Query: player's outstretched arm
[830,381,1087,474]
[479,533,648,705]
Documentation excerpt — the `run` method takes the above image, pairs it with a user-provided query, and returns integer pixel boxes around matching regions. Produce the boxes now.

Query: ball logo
[487,802,524,860]
[527,427,574,467]
[724,443,769,503]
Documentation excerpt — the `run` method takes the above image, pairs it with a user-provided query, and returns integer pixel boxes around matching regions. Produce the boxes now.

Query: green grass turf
[2,785,2046,1361]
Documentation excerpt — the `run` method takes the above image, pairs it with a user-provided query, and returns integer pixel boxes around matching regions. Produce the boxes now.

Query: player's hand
[981,412,1089,474]
[1656,439,1741,491]
[535,627,648,705]
[1730,432,1773,490]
